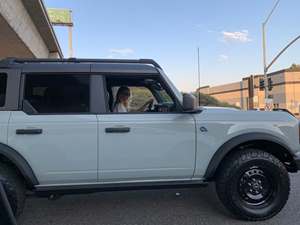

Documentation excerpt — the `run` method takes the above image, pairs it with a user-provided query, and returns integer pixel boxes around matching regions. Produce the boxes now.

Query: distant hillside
[128,87,239,109]
[196,92,239,108]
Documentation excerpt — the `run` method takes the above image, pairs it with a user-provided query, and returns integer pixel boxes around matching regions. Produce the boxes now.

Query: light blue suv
[0,58,300,221]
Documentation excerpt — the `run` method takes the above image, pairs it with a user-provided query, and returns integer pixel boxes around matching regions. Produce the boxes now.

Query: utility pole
[197,47,201,106]
[262,0,280,103]
[197,47,200,89]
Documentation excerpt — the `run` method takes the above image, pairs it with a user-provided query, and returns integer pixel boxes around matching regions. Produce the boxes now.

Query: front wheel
[216,149,290,221]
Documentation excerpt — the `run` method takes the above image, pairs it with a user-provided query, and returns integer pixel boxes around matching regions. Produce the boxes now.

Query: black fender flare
[0,143,38,188]
[204,132,295,180]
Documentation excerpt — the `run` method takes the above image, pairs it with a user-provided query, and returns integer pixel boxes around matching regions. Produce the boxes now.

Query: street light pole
[262,0,280,101]
[262,23,268,99]
[197,47,200,90]
[267,35,300,71]
[197,47,201,106]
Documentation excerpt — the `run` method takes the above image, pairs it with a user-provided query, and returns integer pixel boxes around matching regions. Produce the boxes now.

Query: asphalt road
[19,174,300,225]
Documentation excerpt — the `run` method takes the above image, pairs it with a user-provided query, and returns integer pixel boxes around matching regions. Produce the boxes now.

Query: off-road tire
[216,149,290,221]
[0,163,26,217]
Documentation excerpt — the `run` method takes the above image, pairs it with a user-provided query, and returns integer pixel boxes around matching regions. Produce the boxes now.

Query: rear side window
[24,74,90,114]
[0,74,7,107]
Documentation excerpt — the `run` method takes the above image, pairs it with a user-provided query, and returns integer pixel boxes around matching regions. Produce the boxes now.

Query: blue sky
[44,0,300,92]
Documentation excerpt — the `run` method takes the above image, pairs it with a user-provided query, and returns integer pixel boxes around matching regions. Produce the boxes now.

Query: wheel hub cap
[238,167,274,206]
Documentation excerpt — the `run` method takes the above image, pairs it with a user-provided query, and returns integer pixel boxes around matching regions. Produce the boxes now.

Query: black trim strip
[35,180,208,196]
[0,143,38,188]
[204,132,296,179]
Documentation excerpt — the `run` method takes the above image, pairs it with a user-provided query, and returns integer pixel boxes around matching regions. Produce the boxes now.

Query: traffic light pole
[263,34,300,103]
[262,22,269,99]
[266,35,300,72]
[262,0,280,105]
[0,181,18,225]
[262,0,300,110]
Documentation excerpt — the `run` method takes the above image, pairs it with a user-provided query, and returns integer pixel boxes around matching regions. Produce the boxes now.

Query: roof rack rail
[0,58,17,68]
[0,58,162,69]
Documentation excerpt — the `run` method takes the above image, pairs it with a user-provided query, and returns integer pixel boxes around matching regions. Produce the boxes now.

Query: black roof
[0,58,161,69]
[0,58,162,75]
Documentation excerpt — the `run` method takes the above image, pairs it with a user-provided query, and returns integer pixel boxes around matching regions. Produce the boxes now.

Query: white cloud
[106,48,135,58]
[221,30,252,43]
[218,54,229,62]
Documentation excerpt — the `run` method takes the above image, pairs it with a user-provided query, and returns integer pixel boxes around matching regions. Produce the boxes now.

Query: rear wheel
[216,149,290,221]
[0,163,26,218]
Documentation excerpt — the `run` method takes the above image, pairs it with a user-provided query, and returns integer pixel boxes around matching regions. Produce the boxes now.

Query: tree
[289,64,300,71]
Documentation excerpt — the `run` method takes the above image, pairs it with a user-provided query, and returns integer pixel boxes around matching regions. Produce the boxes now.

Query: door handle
[16,129,43,135]
[105,127,130,133]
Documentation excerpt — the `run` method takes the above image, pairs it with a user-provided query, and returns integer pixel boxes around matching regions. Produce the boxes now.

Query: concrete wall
[0,0,59,58]
[0,14,34,58]
[282,71,300,114]
[199,71,300,115]
[200,80,249,109]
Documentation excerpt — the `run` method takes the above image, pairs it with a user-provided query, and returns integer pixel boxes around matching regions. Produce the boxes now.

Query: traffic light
[259,78,265,91]
[268,77,273,91]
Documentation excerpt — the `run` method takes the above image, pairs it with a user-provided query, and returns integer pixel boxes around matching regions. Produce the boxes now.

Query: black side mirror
[22,100,38,115]
[182,93,197,111]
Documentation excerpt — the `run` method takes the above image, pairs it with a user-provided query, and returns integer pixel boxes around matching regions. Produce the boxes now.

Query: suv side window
[106,76,178,113]
[24,74,90,114]
[0,74,7,107]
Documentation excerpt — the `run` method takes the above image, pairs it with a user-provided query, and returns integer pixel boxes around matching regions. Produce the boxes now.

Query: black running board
[35,180,208,197]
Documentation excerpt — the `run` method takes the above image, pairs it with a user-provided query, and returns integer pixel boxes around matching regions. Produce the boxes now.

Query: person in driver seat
[113,86,153,113]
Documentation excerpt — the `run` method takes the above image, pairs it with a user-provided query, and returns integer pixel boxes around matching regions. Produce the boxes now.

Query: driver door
[97,76,196,183]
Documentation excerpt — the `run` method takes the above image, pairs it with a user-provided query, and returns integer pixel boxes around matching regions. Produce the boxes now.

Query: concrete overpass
[0,0,62,59]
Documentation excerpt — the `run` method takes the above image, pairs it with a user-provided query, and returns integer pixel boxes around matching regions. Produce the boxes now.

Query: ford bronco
[0,58,299,221]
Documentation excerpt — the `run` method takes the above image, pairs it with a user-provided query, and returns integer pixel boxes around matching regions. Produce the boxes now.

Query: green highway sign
[47,8,73,26]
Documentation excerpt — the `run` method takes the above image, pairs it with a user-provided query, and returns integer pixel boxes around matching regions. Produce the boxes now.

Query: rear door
[7,65,99,185]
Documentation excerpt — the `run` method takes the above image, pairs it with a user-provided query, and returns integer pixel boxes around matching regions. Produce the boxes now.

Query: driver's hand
[146,98,154,104]
[139,98,154,112]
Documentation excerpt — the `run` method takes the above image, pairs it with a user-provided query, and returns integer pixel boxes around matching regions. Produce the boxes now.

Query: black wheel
[216,149,290,221]
[0,163,26,217]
